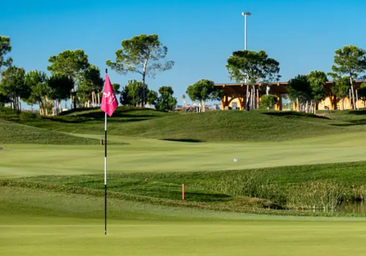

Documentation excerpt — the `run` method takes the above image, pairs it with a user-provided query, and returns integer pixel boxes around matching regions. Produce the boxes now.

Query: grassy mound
[0,106,171,123]
[0,121,98,144]
[0,106,174,134]
[59,106,172,118]
[3,107,366,142]
[15,110,354,141]
[112,110,353,141]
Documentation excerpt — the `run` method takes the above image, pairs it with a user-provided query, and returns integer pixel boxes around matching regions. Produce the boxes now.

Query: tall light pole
[242,12,251,110]
[242,12,251,50]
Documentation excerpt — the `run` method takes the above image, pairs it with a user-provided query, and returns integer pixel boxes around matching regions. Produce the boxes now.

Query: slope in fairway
[1,187,366,256]
[3,132,366,177]
[8,108,366,142]
[0,121,98,145]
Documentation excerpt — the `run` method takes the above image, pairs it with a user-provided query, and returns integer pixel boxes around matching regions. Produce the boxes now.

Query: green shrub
[260,95,278,109]
[19,112,38,121]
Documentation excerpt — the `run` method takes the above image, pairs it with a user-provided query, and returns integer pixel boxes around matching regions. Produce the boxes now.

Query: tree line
[2,32,366,114]
[286,45,366,113]
[187,45,366,113]
[0,34,177,114]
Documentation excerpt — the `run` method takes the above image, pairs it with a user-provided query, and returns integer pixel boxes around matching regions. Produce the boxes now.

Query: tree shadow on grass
[330,119,366,127]
[161,138,204,143]
[133,189,232,202]
[347,110,366,115]
[70,112,164,119]
[59,107,168,118]
[39,117,149,124]
[58,107,99,116]
[103,119,148,123]
[40,117,90,123]
[263,111,330,120]
[118,108,168,114]
[183,191,232,202]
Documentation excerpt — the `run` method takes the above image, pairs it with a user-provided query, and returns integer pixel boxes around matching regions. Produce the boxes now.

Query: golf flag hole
[100,69,118,235]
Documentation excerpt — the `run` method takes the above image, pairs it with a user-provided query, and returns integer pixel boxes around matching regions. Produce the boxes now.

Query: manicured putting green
[3,221,366,256]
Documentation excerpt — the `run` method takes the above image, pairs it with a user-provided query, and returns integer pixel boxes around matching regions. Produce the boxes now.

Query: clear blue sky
[1,0,366,106]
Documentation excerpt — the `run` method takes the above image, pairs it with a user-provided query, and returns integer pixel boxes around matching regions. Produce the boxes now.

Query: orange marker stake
[182,183,185,200]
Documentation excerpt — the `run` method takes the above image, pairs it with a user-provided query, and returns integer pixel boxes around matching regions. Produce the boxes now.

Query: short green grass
[2,186,366,256]
[3,131,366,178]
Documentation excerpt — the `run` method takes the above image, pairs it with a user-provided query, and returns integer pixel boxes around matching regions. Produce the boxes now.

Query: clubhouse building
[214,81,366,111]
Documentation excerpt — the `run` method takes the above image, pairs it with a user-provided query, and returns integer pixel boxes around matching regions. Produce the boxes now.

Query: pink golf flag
[101,74,118,117]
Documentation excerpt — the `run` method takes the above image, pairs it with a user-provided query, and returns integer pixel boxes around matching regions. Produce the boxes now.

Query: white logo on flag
[103,92,116,105]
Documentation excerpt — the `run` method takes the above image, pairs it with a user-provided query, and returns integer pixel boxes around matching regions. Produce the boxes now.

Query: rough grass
[4,161,366,216]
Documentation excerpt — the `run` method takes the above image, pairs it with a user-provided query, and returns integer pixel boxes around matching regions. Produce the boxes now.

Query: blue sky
[1,0,366,107]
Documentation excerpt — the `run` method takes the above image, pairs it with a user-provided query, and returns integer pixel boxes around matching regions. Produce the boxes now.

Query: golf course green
[2,107,366,255]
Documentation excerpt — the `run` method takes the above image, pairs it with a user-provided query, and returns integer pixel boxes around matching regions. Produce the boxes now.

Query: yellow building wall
[318,96,366,110]
[356,99,366,109]
[225,95,276,110]
[336,98,351,110]
[223,95,366,111]
[318,97,334,110]
[227,97,244,110]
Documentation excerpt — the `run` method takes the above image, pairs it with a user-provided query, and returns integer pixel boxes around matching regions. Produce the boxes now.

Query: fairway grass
[2,187,366,256]
[3,132,366,178]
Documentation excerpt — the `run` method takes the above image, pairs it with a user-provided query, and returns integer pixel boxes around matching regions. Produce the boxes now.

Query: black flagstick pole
[105,68,108,235]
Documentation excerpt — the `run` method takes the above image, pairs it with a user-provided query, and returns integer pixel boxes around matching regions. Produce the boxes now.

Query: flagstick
[104,112,107,235]
[104,70,108,236]
[101,68,117,236]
